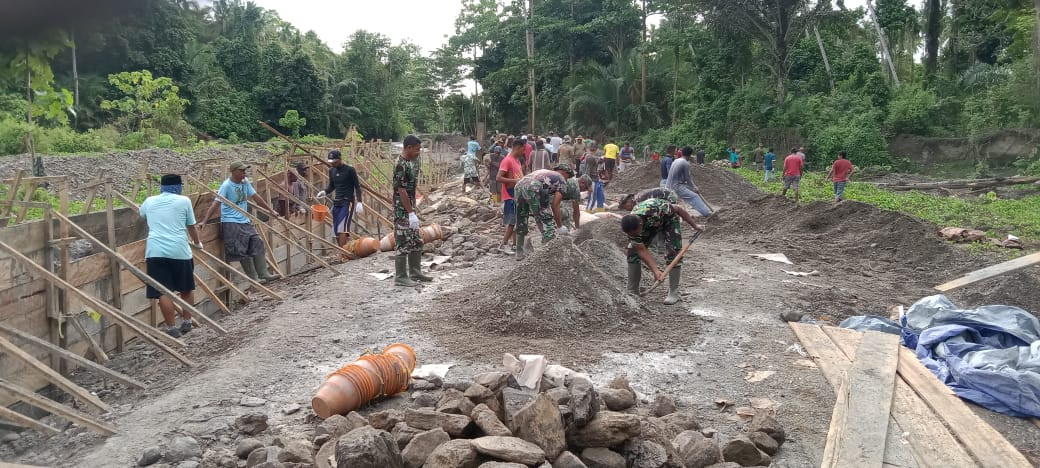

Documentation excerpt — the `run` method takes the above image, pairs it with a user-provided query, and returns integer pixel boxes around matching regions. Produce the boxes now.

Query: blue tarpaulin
[843,295,1040,418]
[904,295,1040,418]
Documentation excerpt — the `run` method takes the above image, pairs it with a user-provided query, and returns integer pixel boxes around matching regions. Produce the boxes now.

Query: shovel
[642,230,703,296]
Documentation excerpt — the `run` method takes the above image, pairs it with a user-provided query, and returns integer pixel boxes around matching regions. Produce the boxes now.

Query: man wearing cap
[554,163,590,230]
[290,162,309,214]
[513,168,569,258]
[201,161,281,282]
[558,136,575,171]
[392,135,434,287]
[140,174,203,337]
[316,150,364,247]
[572,136,587,166]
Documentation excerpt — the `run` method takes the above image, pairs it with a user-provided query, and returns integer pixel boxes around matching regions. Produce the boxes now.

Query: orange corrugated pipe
[312,343,417,418]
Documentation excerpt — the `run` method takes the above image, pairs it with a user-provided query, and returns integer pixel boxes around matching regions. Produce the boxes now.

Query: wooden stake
[68,315,109,363]
[0,335,112,412]
[192,253,252,303]
[51,211,228,335]
[104,180,124,352]
[0,405,60,435]
[0,325,146,388]
[0,239,195,367]
[0,379,117,435]
[1,169,24,221]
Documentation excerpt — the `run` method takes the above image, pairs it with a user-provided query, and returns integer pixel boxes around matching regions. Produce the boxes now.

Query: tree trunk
[924,0,941,80]
[71,30,79,109]
[866,0,901,88]
[526,0,536,134]
[813,25,835,91]
[1035,0,1040,91]
[640,0,647,105]
[671,47,679,125]
[947,0,959,78]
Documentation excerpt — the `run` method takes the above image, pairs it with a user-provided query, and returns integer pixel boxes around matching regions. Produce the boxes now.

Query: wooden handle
[642,230,702,296]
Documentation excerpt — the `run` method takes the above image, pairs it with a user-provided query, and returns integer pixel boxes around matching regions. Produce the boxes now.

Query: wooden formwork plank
[0,324,144,389]
[0,335,111,413]
[0,379,116,435]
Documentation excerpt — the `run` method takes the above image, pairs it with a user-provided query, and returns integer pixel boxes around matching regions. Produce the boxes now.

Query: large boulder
[437,389,477,416]
[748,412,785,445]
[277,439,315,464]
[316,413,368,439]
[580,447,626,468]
[166,436,202,463]
[674,431,721,468]
[510,394,567,460]
[567,412,642,449]
[235,414,269,436]
[471,436,547,466]
[391,422,423,450]
[424,439,479,468]
[554,451,589,468]
[334,426,403,468]
[465,384,503,416]
[659,412,701,432]
[472,372,510,392]
[472,403,511,437]
[747,431,779,456]
[369,409,405,431]
[720,435,769,467]
[401,428,450,468]
[599,389,636,411]
[623,439,668,468]
[567,377,600,429]
[404,408,472,437]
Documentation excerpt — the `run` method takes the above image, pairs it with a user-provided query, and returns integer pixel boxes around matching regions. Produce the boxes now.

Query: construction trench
[0,135,1039,467]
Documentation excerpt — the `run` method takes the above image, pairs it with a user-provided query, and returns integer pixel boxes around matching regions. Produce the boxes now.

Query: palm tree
[565,47,663,138]
[318,79,362,137]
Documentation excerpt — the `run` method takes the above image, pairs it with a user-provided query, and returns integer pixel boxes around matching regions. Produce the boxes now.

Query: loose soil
[0,144,279,200]
[3,158,1040,467]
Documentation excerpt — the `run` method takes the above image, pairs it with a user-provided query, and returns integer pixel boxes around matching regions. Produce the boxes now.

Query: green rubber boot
[515,234,526,259]
[408,251,434,282]
[627,263,642,295]
[394,255,418,287]
[239,257,259,281]
[663,266,682,305]
[253,253,279,282]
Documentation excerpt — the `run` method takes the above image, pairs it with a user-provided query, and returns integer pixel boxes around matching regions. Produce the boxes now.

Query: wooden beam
[896,345,1031,467]
[0,335,111,412]
[789,323,920,468]
[935,251,1040,292]
[192,253,252,303]
[0,379,116,435]
[821,330,899,467]
[1,169,24,220]
[0,405,60,435]
[0,239,195,367]
[194,272,231,316]
[822,326,977,468]
[104,180,125,352]
[0,324,144,389]
[247,201,350,270]
[68,315,109,363]
[194,244,284,301]
[51,211,228,335]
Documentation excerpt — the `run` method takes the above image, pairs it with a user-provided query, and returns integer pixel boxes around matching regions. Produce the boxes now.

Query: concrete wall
[889,129,1040,166]
[0,176,330,406]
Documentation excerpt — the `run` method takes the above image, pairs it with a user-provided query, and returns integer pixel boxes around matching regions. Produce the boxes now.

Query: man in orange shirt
[781,148,804,204]
[827,151,854,202]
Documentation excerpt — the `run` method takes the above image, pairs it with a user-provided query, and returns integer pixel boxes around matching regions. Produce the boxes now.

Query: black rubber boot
[515,234,527,259]
[394,255,417,287]
[408,251,433,282]
[239,257,259,281]
[252,253,279,282]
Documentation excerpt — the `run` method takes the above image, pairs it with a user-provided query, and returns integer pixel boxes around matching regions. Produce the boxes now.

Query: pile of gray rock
[323,369,783,468]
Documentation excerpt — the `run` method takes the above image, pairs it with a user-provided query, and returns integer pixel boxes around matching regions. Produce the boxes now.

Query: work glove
[355,202,364,216]
[191,241,204,250]
[315,190,326,199]
[408,212,420,229]
[555,226,569,236]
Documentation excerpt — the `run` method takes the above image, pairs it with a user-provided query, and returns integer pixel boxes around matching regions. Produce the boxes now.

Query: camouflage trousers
[626,216,682,265]
[394,203,424,255]
[515,184,557,242]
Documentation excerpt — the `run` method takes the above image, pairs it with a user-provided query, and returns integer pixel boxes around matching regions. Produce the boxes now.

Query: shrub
[37,126,112,153]
[0,118,29,155]
[155,133,175,149]
[973,160,993,179]
[809,113,890,168]
[117,128,160,150]
[885,85,938,135]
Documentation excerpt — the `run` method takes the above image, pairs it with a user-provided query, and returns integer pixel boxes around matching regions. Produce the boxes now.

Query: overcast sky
[253,0,877,56]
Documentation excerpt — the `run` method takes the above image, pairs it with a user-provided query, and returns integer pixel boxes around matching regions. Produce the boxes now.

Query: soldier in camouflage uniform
[392,135,433,287]
[553,163,591,229]
[618,187,681,211]
[514,168,569,258]
[620,198,704,304]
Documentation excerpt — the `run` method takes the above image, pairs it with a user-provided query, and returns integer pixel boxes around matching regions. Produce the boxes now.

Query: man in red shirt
[496,139,526,251]
[781,147,804,203]
[827,151,854,202]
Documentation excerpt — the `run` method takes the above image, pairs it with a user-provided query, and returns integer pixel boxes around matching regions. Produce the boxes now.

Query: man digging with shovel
[621,198,704,304]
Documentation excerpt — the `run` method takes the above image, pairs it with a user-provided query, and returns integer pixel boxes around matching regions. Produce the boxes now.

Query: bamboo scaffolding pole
[0,324,144,389]
[0,379,117,435]
[0,335,112,412]
[68,315,109,363]
[0,239,195,367]
[0,405,60,435]
[192,253,252,303]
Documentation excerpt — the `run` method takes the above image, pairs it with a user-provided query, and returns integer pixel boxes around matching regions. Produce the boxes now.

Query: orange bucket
[312,204,330,222]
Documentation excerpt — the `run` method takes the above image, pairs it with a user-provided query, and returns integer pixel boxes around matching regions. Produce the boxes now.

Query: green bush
[155,133,175,149]
[0,118,29,155]
[37,126,112,153]
[809,113,890,168]
[1025,159,1040,176]
[117,128,161,150]
[885,85,938,135]
[973,160,993,179]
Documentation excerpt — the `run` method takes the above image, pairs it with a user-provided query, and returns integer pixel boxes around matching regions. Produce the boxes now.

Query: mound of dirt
[433,238,646,338]
[574,217,628,249]
[605,162,661,194]
[579,238,629,284]
[690,165,765,207]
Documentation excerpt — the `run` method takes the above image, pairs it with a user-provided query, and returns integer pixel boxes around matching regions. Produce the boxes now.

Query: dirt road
[3,163,1039,467]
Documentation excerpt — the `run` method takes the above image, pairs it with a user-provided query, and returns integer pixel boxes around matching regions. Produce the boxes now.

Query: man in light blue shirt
[666,147,713,217]
[140,174,203,338]
[467,135,481,158]
[202,161,282,282]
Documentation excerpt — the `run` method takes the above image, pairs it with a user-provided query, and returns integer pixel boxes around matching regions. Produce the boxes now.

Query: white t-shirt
[550,137,563,151]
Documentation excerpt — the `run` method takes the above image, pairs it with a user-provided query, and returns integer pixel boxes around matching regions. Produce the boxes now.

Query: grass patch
[733,167,1040,245]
